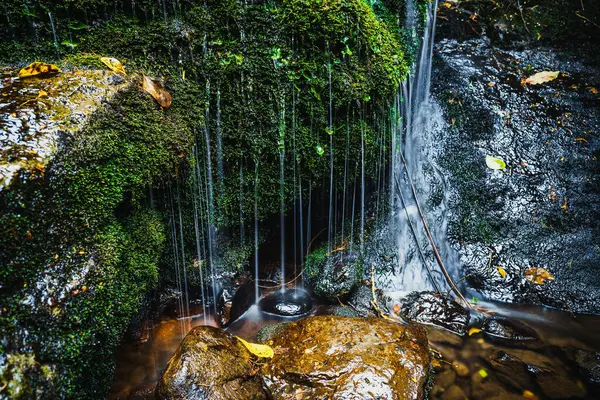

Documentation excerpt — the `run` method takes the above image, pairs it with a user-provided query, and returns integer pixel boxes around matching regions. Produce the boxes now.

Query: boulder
[261,316,431,399]
[400,291,470,335]
[156,326,267,400]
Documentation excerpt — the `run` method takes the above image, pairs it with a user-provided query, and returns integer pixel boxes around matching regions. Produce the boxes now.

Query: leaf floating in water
[142,75,172,108]
[100,57,126,75]
[485,155,506,170]
[236,336,274,358]
[468,327,482,336]
[18,62,62,78]
[524,267,555,285]
[525,71,559,85]
[497,266,507,278]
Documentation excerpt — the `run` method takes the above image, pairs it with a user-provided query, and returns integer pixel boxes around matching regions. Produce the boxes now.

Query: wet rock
[482,317,540,342]
[452,360,470,377]
[156,326,267,400]
[433,37,600,315]
[487,348,586,399]
[571,349,600,385]
[442,385,467,400]
[306,249,361,301]
[400,291,470,335]
[435,369,457,389]
[0,69,128,190]
[261,316,431,399]
[347,281,390,317]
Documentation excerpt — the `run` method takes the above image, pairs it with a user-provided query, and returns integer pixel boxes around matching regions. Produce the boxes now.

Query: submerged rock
[261,316,431,400]
[156,326,267,400]
[400,291,470,335]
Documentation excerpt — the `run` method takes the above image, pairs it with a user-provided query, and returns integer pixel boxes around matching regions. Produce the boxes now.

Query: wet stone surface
[432,38,600,314]
[0,68,128,190]
[156,325,267,400]
[399,291,470,335]
[261,316,431,400]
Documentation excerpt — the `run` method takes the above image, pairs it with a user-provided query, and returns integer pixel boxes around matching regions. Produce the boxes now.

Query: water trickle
[278,100,286,290]
[327,53,334,254]
[48,12,60,60]
[389,0,457,294]
[216,89,224,193]
[203,80,218,313]
[254,162,260,304]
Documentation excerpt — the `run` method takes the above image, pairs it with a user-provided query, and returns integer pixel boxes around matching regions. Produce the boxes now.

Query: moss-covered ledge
[0,78,198,397]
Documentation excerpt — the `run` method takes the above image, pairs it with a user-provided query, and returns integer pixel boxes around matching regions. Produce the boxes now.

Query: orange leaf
[142,75,172,108]
[497,266,507,278]
[524,267,554,285]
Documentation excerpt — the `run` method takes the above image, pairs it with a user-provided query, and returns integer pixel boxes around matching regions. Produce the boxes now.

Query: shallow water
[109,296,600,399]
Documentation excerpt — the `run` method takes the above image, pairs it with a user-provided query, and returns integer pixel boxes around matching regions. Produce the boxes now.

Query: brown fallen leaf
[525,71,559,85]
[142,74,172,108]
[18,62,62,78]
[525,267,555,285]
[589,87,599,95]
[100,57,126,75]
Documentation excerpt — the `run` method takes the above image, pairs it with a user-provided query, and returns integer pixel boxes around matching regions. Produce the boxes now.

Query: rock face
[156,326,267,400]
[261,316,431,400]
[431,34,600,314]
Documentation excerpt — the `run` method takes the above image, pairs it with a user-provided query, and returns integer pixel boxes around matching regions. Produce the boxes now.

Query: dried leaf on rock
[142,75,172,108]
[18,62,62,78]
[525,267,555,285]
[525,71,559,85]
[236,336,274,358]
[100,57,126,75]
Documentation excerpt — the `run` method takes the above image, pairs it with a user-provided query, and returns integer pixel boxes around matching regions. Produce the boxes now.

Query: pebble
[452,360,470,377]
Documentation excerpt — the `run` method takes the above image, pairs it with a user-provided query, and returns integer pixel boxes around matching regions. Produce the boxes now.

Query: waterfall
[388,0,460,294]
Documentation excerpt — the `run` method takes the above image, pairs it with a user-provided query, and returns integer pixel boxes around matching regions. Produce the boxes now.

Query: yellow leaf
[142,75,172,108]
[525,71,559,85]
[18,62,62,78]
[497,266,507,278]
[524,267,555,285]
[590,87,599,95]
[468,327,482,336]
[236,336,274,358]
[523,390,539,400]
[100,57,126,75]
[478,368,488,378]
[38,89,48,98]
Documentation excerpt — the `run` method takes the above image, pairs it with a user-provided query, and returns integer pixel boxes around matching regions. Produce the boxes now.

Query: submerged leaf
[525,71,559,85]
[525,267,555,285]
[18,62,61,78]
[142,75,172,108]
[236,336,274,358]
[486,155,506,170]
[100,57,126,75]
[478,368,488,378]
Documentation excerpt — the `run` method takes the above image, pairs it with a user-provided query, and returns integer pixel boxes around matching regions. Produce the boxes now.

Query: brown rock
[156,326,267,400]
[261,316,431,400]
[452,360,470,377]
[442,385,467,400]
[435,369,457,389]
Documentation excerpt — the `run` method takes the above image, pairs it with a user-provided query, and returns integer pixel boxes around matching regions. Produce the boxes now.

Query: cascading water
[387,0,460,295]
